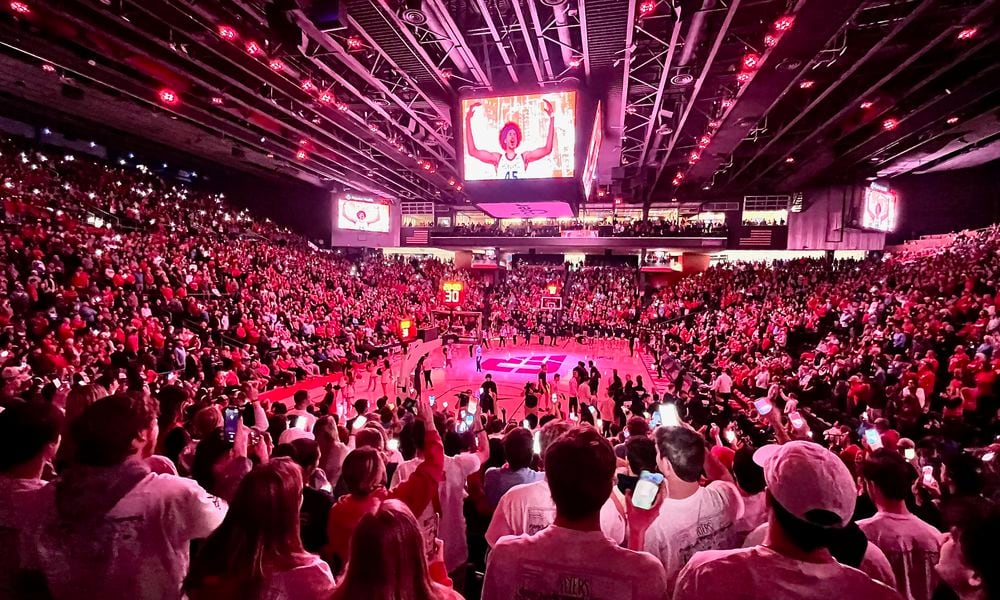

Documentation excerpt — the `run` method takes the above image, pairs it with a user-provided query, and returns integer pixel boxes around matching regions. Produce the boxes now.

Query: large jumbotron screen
[460,91,577,181]
[861,187,897,232]
[336,194,391,233]
[582,102,603,198]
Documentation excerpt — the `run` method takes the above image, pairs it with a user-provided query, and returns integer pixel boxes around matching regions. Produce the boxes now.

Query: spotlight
[742,53,760,70]
[245,40,262,56]
[158,88,179,106]
[217,25,238,41]
[10,1,30,15]
[721,99,735,109]
[441,68,453,80]
[269,58,285,71]
[945,116,959,125]
[346,36,363,51]
[799,80,815,89]
[773,15,795,32]
[860,100,873,109]
[764,34,778,48]
[785,156,795,164]
[568,55,583,68]
[881,118,898,131]
[956,27,977,41]
[697,134,711,147]
[708,120,721,129]
[638,0,656,17]
[318,90,334,104]
[295,150,307,161]
[335,101,349,111]
[688,151,701,164]
[41,63,56,73]
[674,171,684,181]
[736,71,752,84]
[211,96,225,105]
[301,80,315,92]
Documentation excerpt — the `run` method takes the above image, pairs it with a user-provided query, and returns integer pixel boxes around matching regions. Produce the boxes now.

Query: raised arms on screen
[465,102,501,167]
[522,100,555,167]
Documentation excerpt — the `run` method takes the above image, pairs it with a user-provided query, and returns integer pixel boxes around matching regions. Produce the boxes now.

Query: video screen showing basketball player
[465,99,555,180]
[461,92,577,181]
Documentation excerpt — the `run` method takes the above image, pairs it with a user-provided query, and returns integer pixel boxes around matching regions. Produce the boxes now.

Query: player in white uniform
[465,99,556,179]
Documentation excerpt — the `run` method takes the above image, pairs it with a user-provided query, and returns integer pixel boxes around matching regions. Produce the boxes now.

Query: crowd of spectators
[434,218,726,239]
[1,135,999,600]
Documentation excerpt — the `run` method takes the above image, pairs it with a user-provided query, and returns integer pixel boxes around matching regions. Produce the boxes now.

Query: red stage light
[799,79,815,89]
[346,36,363,51]
[882,118,898,131]
[41,63,56,73]
[946,116,959,125]
[217,25,238,41]
[158,88,179,106]
[957,27,977,41]
[455,184,463,191]
[639,0,656,17]
[447,178,456,186]
[301,80,315,92]
[269,59,285,71]
[698,134,712,147]
[742,53,761,70]
[736,71,752,84]
[245,40,262,56]
[211,96,224,105]
[764,34,778,48]
[335,101,349,111]
[721,98,735,109]
[688,151,701,164]
[773,15,795,32]
[295,150,307,161]
[10,1,30,15]
[318,90,334,104]
[860,100,874,109]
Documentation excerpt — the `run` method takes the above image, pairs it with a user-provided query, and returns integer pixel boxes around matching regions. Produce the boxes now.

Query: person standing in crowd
[632,426,744,591]
[18,394,228,600]
[474,341,484,373]
[391,413,489,586]
[422,355,434,390]
[184,458,335,598]
[286,390,317,432]
[480,374,498,416]
[858,449,944,600]
[485,420,625,547]
[0,401,63,598]
[667,441,901,599]
[483,426,667,600]
[934,501,999,600]
[483,428,543,508]
[331,500,462,600]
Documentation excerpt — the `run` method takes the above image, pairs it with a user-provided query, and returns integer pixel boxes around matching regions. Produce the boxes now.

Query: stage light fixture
[346,36,363,51]
[882,118,898,131]
[742,53,760,70]
[269,58,285,71]
[860,100,873,109]
[245,40,262,56]
[785,156,795,164]
[211,96,224,105]
[41,63,56,73]
[455,184,463,191]
[335,101,349,111]
[721,98,735,109]
[318,90,334,104]
[301,80,315,92]
[568,55,583,68]
[10,1,30,15]
[440,68,453,80]
[946,116,959,124]
[217,25,238,41]
[956,27,977,41]
[368,123,380,133]
[764,34,778,48]
[158,88,179,106]
[638,0,656,17]
[773,15,794,32]
[295,150,307,161]
[688,151,701,164]
[697,134,711,147]
[799,80,815,89]
[708,120,721,129]
[447,177,456,186]
[736,71,752,84]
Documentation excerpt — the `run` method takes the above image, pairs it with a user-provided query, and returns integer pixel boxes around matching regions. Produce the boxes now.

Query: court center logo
[480,354,566,374]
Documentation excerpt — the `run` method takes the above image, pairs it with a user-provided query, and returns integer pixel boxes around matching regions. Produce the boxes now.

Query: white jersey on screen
[497,152,525,179]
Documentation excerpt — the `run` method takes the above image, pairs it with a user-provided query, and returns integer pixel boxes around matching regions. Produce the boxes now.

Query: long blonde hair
[332,500,439,600]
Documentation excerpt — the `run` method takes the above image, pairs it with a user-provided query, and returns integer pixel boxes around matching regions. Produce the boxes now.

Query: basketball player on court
[464,99,556,179]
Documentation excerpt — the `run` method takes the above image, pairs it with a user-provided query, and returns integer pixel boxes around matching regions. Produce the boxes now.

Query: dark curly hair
[499,121,522,148]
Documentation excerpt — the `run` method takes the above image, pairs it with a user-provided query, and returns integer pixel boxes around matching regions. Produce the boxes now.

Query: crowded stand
[2,140,1000,600]
[433,218,726,238]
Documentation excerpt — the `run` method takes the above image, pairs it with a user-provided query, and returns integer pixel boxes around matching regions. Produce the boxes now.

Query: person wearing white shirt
[18,394,227,600]
[630,426,744,592]
[391,420,489,575]
[858,450,944,600]
[483,426,667,600]
[669,441,901,600]
[712,370,733,397]
[286,390,318,432]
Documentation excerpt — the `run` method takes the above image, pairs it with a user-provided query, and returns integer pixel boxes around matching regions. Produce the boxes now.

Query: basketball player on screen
[464,99,556,179]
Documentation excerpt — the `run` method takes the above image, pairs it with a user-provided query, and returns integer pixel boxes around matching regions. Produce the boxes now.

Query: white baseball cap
[753,441,856,528]
[278,427,315,445]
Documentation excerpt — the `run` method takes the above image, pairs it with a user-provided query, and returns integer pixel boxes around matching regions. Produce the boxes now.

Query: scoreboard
[441,281,466,309]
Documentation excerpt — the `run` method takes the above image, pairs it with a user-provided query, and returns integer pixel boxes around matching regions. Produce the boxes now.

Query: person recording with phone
[483,426,667,600]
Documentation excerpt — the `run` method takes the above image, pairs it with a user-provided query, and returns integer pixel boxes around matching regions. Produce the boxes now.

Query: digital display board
[441,281,466,308]
[582,102,603,198]
[337,194,391,233]
[461,91,577,181]
[861,186,897,232]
